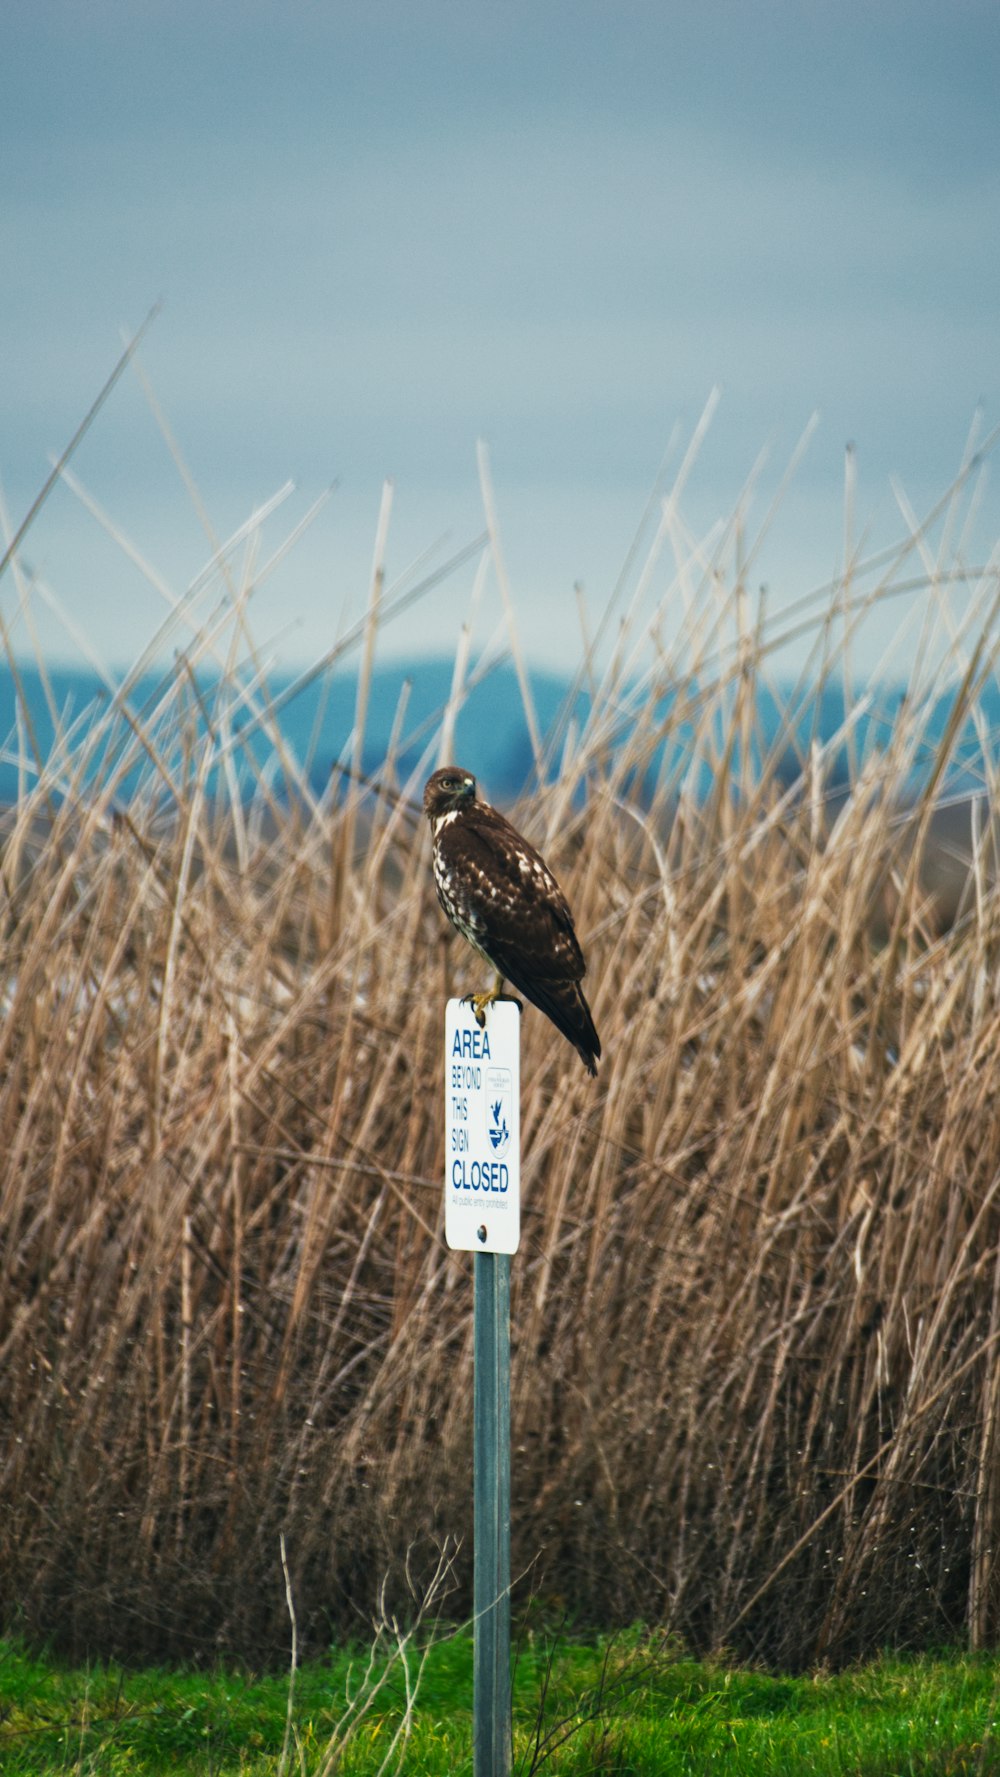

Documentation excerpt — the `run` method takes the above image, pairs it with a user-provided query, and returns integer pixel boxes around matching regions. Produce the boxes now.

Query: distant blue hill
[0,657,990,810]
[0,658,584,808]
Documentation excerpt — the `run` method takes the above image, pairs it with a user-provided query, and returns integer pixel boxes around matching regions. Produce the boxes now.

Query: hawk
[423,766,601,1075]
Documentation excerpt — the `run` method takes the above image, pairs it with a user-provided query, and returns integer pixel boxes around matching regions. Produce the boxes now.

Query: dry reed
[2,385,1000,1669]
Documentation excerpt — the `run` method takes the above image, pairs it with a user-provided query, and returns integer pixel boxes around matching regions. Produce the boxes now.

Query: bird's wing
[436,804,587,985]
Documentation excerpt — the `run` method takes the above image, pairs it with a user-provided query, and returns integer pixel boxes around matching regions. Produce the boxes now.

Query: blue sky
[3,1,999,678]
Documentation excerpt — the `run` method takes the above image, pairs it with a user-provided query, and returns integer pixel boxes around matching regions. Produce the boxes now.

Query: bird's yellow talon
[460,977,505,1029]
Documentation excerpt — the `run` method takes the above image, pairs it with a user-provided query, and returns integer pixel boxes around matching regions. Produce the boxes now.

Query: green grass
[2,1633,999,1775]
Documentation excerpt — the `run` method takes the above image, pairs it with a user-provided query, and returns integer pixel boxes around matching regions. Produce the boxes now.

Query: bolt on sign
[444,998,521,1255]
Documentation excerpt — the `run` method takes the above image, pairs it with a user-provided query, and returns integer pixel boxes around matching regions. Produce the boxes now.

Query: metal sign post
[445,998,520,1777]
[474,1249,511,1776]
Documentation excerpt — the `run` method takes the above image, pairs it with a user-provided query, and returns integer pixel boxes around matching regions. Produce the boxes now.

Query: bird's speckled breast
[432,816,494,963]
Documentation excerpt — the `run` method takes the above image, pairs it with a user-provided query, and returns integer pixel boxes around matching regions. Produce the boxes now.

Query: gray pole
[474,1248,512,1777]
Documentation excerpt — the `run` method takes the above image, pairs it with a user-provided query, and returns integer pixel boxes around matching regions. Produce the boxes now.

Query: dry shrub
[2,385,1000,1668]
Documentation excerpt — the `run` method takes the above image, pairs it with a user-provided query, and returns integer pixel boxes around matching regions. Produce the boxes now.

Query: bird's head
[424,766,477,820]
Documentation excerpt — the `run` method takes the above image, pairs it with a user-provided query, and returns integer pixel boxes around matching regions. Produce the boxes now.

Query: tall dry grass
[2,375,1000,1668]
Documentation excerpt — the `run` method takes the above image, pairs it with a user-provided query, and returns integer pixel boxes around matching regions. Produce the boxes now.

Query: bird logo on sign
[486,1068,512,1156]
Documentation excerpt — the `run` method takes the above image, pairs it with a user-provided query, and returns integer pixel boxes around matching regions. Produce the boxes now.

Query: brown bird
[423,766,601,1075]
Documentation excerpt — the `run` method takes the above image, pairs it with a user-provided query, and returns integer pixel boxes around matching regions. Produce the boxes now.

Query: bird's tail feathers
[517,975,601,1076]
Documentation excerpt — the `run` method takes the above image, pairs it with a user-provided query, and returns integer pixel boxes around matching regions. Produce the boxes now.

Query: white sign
[444,998,520,1254]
